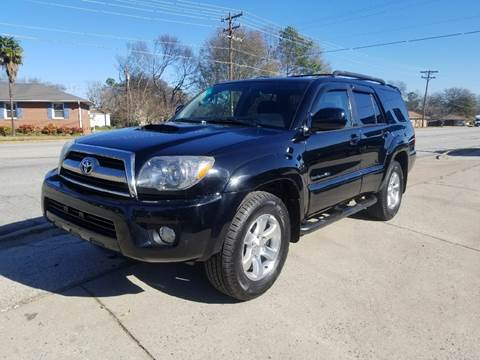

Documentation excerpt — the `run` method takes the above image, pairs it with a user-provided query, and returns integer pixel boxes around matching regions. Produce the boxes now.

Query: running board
[300,195,377,235]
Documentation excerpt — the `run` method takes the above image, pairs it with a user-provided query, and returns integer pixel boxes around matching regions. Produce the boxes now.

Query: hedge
[0,124,83,136]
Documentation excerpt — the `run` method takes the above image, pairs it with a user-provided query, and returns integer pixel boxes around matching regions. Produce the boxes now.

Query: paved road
[415,127,480,157]
[0,128,479,359]
[0,140,69,227]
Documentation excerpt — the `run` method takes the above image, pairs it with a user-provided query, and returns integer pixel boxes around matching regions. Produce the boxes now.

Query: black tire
[366,160,404,221]
[204,191,290,301]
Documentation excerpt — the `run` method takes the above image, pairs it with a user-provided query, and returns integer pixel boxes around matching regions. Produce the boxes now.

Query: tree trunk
[8,81,15,136]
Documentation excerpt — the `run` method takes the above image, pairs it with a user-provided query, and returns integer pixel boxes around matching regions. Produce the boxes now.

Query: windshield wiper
[174,117,257,127]
[204,118,256,127]
[173,118,200,123]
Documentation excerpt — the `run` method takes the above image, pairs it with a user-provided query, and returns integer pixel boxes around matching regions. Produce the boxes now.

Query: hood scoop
[140,122,208,134]
[140,123,184,133]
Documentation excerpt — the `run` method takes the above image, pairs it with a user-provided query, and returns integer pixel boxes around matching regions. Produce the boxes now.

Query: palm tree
[0,37,23,136]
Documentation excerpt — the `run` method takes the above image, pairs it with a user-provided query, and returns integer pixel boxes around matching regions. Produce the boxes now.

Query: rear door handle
[350,134,360,146]
[382,129,390,138]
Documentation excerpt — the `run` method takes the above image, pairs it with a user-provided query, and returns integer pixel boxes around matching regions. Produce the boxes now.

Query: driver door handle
[350,134,360,146]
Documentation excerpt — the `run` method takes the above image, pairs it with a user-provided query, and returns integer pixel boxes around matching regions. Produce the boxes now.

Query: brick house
[408,111,429,128]
[0,83,91,133]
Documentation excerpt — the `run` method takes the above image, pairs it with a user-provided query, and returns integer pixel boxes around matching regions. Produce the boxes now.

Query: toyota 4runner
[42,71,416,300]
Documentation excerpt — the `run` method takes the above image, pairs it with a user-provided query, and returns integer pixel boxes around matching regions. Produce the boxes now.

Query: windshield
[174,80,310,129]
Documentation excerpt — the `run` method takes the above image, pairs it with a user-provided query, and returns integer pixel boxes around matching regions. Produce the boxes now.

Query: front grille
[45,198,117,239]
[60,168,130,194]
[60,150,131,197]
[67,151,124,170]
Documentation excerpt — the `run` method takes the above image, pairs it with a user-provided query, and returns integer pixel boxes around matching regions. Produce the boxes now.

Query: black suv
[42,71,416,300]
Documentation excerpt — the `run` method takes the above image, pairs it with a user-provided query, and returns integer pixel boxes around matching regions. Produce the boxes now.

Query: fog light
[151,226,176,246]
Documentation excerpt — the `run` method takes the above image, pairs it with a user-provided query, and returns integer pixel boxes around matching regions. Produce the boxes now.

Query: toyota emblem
[80,157,98,175]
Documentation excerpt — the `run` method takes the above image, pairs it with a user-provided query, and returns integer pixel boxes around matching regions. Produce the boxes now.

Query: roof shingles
[0,83,89,103]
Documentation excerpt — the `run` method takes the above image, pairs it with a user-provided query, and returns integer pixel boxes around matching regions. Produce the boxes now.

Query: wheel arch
[254,178,302,243]
[392,151,409,192]
[383,140,410,192]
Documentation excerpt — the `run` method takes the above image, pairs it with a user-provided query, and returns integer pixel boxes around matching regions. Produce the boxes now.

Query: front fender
[224,152,307,217]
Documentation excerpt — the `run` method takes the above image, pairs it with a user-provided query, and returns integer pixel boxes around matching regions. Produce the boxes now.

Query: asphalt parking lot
[0,127,479,359]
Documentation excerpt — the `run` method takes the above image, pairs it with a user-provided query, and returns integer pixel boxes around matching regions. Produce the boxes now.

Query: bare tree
[110,35,197,125]
[197,28,279,88]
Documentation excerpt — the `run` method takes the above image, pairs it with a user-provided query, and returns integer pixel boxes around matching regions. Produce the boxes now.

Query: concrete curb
[0,223,53,243]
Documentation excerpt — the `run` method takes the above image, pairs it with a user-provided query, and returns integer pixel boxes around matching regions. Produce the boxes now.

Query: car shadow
[0,216,47,237]
[440,148,480,157]
[0,221,238,304]
[72,260,239,304]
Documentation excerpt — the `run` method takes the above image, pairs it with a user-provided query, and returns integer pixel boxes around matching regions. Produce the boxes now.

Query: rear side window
[376,88,410,124]
[371,95,385,123]
[353,92,376,125]
[393,108,407,122]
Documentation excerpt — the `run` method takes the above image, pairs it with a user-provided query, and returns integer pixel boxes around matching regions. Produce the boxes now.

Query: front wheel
[366,160,404,221]
[204,191,290,301]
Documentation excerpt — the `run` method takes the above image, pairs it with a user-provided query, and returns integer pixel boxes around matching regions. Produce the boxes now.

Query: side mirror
[310,107,347,132]
[174,104,184,114]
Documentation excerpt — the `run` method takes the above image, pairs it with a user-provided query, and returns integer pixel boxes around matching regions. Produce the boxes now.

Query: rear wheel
[366,160,404,221]
[204,191,290,301]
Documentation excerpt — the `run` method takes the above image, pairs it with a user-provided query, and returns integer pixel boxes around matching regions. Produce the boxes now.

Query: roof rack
[289,73,332,78]
[289,70,386,85]
[331,70,386,85]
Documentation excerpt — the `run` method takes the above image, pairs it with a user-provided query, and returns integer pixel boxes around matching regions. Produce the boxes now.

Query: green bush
[0,126,11,136]
[0,123,84,137]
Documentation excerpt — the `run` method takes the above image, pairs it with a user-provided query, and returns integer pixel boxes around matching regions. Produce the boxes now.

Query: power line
[421,70,438,123]
[28,0,329,52]
[26,0,216,28]
[299,0,436,31]
[80,0,219,21]
[19,0,452,77]
[0,21,281,64]
[323,29,480,53]
[11,3,418,75]
[0,31,279,76]
[297,0,402,30]
[326,13,480,39]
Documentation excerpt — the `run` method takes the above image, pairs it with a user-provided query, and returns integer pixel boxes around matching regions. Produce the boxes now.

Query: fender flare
[381,142,410,191]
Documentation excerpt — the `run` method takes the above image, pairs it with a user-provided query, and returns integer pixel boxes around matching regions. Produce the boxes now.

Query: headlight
[137,156,215,191]
[57,140,75,174]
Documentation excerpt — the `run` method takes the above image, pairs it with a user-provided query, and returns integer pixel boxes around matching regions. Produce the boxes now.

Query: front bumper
[42,170,245,262]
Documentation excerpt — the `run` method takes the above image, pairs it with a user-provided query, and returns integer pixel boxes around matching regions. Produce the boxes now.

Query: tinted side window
[311,90,351,126]
[376,88,410,124]
[353,92,376,125]
[372,95,385,123]
[393,108,407,122]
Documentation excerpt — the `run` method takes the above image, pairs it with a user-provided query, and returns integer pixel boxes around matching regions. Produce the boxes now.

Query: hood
[77,122,287,158]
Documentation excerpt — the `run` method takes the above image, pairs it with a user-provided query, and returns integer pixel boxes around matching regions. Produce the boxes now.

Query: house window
[53,103,65,118]
[5,102,17,119]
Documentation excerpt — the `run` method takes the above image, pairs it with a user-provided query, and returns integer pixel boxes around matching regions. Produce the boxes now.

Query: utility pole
[222,12,243,81]
[420,70,438,124]
[124,65,131,127]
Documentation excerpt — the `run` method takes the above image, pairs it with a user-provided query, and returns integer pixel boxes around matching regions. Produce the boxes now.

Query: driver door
[303,85,362,216]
